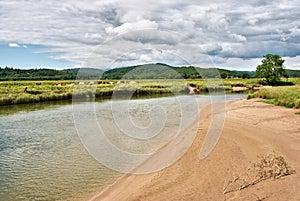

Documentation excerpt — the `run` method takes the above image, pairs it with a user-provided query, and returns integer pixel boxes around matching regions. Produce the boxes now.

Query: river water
[0,94,246,201]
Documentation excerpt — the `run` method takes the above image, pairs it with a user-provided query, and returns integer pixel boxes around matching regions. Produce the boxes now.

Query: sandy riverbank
[90,99,300,201]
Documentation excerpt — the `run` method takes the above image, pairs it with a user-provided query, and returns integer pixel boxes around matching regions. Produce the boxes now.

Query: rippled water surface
[0,94,245,201]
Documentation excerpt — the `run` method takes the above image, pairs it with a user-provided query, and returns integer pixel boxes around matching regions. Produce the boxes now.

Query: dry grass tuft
[223,152,296,194]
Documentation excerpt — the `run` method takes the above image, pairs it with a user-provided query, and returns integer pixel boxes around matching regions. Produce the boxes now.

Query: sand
[90,99,300,201]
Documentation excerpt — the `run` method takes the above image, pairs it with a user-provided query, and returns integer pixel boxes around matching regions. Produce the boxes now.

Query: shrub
[223,152,295,194]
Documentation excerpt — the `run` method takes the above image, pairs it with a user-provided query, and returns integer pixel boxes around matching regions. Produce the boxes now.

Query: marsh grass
[1,78,298,105]
[248,85,300,110]
[0,81,85,105]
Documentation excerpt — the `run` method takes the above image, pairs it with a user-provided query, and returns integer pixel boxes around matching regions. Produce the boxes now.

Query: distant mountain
[101,63,257,79]
[0,64,299,80]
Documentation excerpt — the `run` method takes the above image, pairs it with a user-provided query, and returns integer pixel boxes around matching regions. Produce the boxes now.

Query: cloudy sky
[0,0,300,70]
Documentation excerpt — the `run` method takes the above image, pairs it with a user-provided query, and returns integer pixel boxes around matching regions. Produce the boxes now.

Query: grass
[0,81,73,105]
[247,85,300,110]
[0,78,299,106]
[223,152,295,195]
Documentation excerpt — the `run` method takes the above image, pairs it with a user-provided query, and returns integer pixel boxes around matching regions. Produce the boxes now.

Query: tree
[256,54,287,85]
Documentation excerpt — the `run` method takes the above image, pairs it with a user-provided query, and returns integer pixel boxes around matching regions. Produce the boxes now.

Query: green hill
[101,63,256,79]
[0,63,299,81]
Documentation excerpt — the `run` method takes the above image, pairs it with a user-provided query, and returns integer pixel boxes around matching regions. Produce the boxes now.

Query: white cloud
[199,43,223,55]
[139,54,152,62]
[230,34,247,42]
[8,43,20,48]
[8,42,28,49]
[292,63,300,68]
[248,19,258,25]
[284,55,300,69]
[105,19,159,35]
[216,57,262,71]
[0,0,300,70]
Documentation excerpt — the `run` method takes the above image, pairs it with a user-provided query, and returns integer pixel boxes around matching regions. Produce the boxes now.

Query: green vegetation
[0,78,264,106]
[0,67,103,80]
[286,69,300,78]
[1,77,299,106]
[256,54,288,85]
[102,63,256,79]
[1,61,299,106]
[0,81,72,105]
[2,63,300,81]
[248,84,300,110]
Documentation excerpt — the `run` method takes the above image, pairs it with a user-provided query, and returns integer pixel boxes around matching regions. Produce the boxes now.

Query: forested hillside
[0,63,299,80]
[102,63,255,79]
[0,67,103,80]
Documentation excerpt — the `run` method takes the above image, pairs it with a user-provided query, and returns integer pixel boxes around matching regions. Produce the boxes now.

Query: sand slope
[91,99,300,201]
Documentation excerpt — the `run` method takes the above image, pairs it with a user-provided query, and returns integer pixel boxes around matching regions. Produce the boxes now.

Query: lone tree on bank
[256,54,288,85]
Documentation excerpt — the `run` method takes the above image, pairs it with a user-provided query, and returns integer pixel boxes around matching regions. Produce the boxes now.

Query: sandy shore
[90,99,300,201]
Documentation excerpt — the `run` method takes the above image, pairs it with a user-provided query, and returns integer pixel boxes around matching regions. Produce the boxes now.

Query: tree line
[1,59,300,81]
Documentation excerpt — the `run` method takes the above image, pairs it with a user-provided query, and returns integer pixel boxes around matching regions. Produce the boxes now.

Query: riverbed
[0,94,246,201]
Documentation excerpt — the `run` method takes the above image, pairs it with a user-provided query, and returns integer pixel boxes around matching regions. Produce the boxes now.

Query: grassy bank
[0,81,112,106]
[0,80,188,105]
[248,85,300,110]
[0,78,299,106]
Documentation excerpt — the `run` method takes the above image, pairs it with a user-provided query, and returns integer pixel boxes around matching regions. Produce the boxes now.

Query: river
[0,94,246,201]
